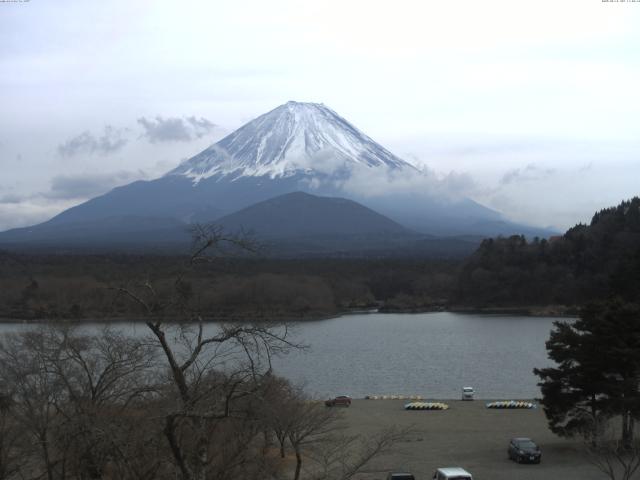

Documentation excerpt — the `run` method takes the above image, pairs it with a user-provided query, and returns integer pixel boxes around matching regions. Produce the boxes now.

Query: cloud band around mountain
[137,115,216,143]
[45,171,147,200]
[58,126,129,157]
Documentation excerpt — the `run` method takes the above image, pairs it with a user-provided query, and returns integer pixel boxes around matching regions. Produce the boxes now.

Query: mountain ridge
[0,101,556,250]
[216,191,414,238]
[0,191,481,257]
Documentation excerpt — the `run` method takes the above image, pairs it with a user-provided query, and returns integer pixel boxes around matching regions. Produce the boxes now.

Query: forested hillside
[3,198,638,322]
[0,254,457,321]
[456,197,640,307]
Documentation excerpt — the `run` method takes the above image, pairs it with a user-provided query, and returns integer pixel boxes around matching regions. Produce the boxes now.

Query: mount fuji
[170,101,412,181]
[0,101,554,254]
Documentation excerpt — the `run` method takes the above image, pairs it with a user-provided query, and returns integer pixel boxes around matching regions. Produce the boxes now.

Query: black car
[387,473,415,480]
[324,395,352,407]
[508,437,541,463]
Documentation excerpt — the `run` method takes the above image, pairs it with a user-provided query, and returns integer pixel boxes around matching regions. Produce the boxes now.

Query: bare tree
[0,325,160,480]
[0,329,67,480]
[259,374,300,459]
[305,427,412,480]
[585,418,640,480]
[115,225,301,480]
[98,411,169,480]
[0,392,25,480]
[257,376,410,480]
[49,326,158,480]
[0,224,406,480]
[286,400,341,480]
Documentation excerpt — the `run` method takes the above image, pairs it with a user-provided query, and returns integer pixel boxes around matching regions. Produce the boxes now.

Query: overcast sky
[1,0,639,231]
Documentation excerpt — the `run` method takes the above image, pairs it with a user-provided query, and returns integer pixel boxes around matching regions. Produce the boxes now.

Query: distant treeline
[456,197,640,307]
[2,197,639,321]
[0,254,458,321]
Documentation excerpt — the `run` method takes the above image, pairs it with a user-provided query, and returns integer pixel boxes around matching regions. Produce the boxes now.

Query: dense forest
[1,197,638,322]
[0,253,458,321]
[456,197,640,307]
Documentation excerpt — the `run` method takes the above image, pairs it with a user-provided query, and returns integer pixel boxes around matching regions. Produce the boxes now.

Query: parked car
[387,473,415,480]
[461,386,474,400]
[325,395,351,407]
[432,467,473,480]
[508,437,542,463]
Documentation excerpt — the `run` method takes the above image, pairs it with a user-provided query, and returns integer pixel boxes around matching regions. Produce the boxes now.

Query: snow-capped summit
[0,100,556,252]
[167,101,416,182]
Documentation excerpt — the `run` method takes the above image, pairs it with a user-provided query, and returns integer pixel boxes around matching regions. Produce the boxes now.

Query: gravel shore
[341,399,600,480]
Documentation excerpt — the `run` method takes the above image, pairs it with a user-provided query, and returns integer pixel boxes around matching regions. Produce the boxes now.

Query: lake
[273,312,561,399]
[0,312,564,399]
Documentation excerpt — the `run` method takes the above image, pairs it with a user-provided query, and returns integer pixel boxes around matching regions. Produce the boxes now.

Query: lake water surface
[273,312,561,399]
[0,312,563,399]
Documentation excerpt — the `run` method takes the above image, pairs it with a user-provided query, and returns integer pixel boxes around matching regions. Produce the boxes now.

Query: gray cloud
[0,193,27,204]
[45,171,146,200]
[0,170,150,231]
[58,126,129,157]
[436,171,479,198]
[137,115,216,143]
[444,141,551,158]
[0,202,62,232]
[500,163,557,185]
[332,162,482,204]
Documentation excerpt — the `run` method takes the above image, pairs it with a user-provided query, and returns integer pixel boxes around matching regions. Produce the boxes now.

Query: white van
[433,467,473,480]
[461,386,474,401]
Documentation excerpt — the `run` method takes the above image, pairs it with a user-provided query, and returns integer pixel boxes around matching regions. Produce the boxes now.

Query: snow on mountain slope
[167,101,417,182]
[0,100,558,248]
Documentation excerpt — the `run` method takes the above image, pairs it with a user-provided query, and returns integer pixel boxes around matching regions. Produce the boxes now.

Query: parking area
[342,399,601,480]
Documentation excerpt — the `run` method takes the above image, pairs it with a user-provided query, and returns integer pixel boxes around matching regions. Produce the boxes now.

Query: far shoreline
[0,305,579,324]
